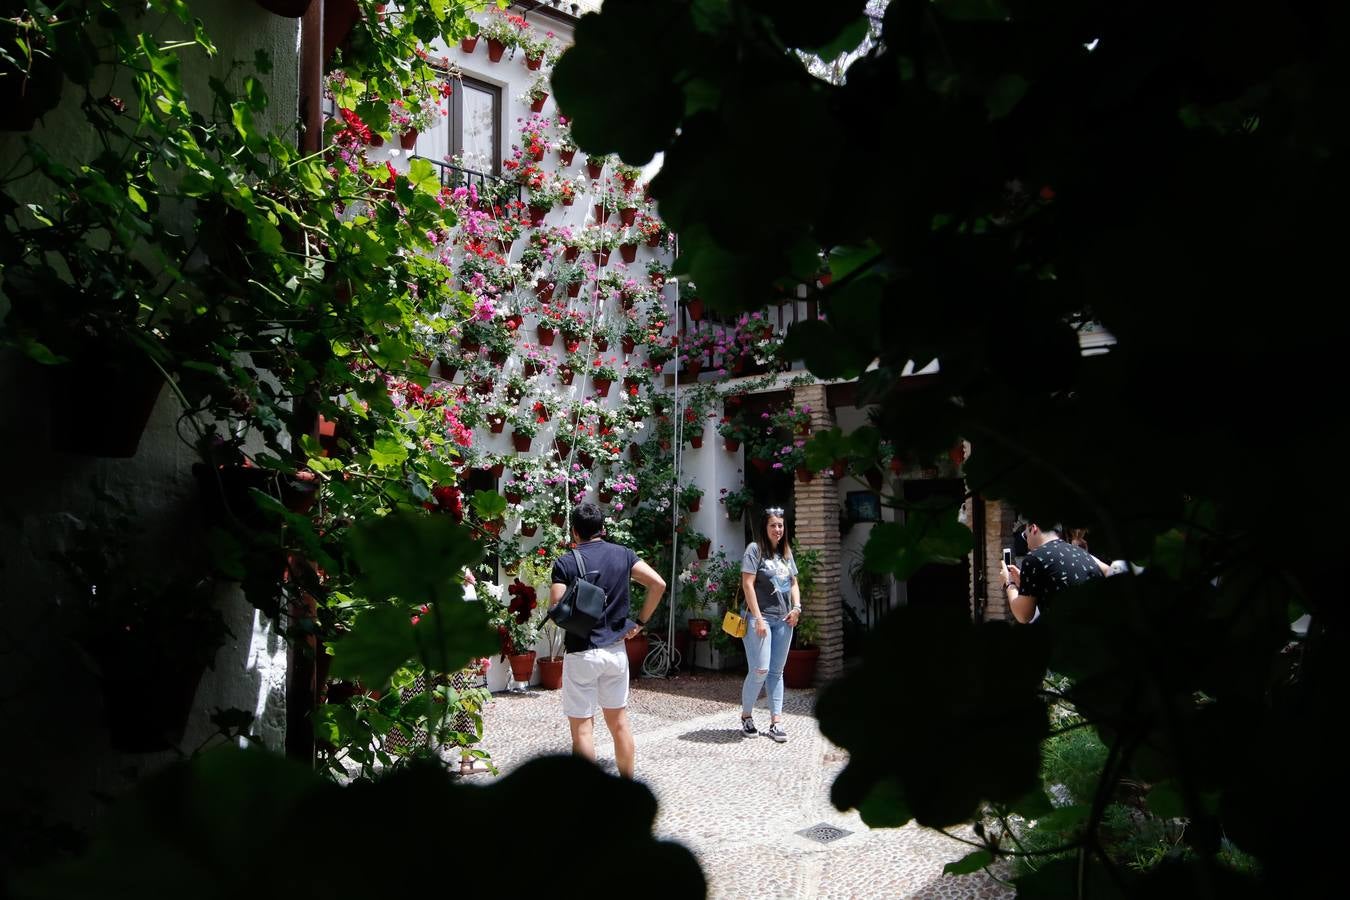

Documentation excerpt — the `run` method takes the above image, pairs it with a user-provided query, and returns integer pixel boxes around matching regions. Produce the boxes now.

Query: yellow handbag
[721,584,748,639]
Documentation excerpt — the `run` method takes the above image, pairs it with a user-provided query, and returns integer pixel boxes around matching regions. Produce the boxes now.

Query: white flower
[479,582,504,601]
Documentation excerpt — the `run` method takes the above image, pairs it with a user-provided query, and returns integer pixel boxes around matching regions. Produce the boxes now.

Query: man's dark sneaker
[740,716,758,737]
[766,723,788,743]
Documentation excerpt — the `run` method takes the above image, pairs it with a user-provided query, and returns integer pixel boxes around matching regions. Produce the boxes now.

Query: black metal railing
[410,156,522,205]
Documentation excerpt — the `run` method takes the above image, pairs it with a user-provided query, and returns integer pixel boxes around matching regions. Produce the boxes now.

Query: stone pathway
[473,669,1014,899]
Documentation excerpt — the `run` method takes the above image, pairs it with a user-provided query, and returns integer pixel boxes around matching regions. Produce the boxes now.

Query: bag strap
[731,581,744,615]
[571,548,589,584]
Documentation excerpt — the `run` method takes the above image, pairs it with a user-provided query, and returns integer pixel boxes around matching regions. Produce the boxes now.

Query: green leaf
[345,511,481,604]
[407,157,440,195]
[126,184,148,213]
[863,509,974,582]
[943,850,992,875]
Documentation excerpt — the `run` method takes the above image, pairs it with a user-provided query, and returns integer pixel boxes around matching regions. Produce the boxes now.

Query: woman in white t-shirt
[738,507,801,743]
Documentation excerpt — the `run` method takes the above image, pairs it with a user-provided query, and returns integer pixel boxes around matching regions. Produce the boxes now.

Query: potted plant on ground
[783,616,820,689]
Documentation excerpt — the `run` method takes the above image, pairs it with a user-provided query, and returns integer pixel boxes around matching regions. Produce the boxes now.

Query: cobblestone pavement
[472,669,1015,900]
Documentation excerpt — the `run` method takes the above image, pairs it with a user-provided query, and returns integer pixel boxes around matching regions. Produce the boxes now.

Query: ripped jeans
[741,616,794,719]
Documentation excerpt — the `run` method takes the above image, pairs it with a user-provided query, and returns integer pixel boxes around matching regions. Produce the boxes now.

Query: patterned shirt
[741,542,799,619]
[1019,538,1103,620]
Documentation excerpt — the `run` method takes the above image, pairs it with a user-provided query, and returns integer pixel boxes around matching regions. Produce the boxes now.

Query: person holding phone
[738,506,801,742]
[1001,519,1103,624]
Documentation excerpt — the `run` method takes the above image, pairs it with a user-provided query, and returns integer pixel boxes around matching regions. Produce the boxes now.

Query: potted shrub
[719,485,753,522]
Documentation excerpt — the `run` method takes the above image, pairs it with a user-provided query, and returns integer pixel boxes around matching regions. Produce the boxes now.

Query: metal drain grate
[797,823,852,844]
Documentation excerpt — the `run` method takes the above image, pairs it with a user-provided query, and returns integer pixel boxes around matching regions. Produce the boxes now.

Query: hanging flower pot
[724,438,740,452]
[591,203,607,223]
[523,360,543,377]
[529,93,548,113]
[536,324,557,346]
[486,37,507,62]
[832,459,848,480]
[563,337,581,354]
[505,487,524,504]
[865,469,884,491]
[586,161,604,179]
[512,432,533,453]
[505,313,524,332]
[577,450,595,469]
[684,358,703,379]
[594,335,609,352]
[534,279,554,300]
[482,519,503,536]
[460,335,480,352]
[474,378,494,395]
[567,282,581,298]
[369,132,385,147]
[526,52,545,70]
[561,192,575,207]
[322,0,360,61]
[646,232,662,248]
[593,249,611,266]
[489,350,508,365]
[620,243,638,264]
[621,336,636,355]
[890,457,904,475]
[686,297,705,321]
[795,466,814,484]
[537,655,564,689]
[496,237,515,254]
[557,367,574,386]
[559,148,576,166]
[696,539,711,560]
[592,377,612,397]
[460,35,479,53]
[490,461,505,478]
[550,512,566,527]
[563,245,580,262]
[750,457,771,474]
[618,206,637,227]
[528,203,549,225]
[521,522,537,537]
[508,651,536,683]
[689,431,704,449]
[527,144,544,162]
[488,416,505,434]
[689,496,701,512]
[399,129,418,149]
[629,443,642,462]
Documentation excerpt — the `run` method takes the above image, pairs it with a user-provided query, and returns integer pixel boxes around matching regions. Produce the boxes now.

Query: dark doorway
[900,479,970,613]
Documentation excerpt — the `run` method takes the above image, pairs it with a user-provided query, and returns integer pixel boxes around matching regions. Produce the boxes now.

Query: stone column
[791,383,842,684]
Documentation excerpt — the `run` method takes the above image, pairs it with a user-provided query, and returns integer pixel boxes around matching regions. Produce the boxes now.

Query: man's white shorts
[562,640,629,718]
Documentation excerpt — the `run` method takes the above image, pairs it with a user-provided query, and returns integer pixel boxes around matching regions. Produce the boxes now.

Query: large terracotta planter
[537,656,564,689]
[625,633,648,678]
[508,651,536,683]
[783,647,820,689]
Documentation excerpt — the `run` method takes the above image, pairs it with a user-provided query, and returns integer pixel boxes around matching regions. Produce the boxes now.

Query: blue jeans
[741,617,794,718]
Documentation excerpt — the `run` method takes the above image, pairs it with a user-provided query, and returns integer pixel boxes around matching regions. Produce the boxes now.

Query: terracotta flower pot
[322,0,360,60]
[620,243,638,263]
[619,207,637,226]
[489,418,505,434]
[528,203,549,225]
[592,203,608,223]
[505,488,524,504]
[594,336,609,352]
[526,53,544,71]
[795,466,814,483]
[587,161,603,179]
[521,523,537,537]
[686,297,704,321]
[564,245,580,262]
[696,539,711,560]
[559,148,576,166]
[625,633,648,678]
[723,439,740,452]
[537,656,564,689]
[508,651,536,683]
[832,459,848,479]
[687,618,711,640]
[593,249,611,266]
[460,35,479,53]
[689,431,703,449]
[783,647,820,689]
[486,37,506,62]
[592,377,612,397]
[536,324,557,346]
[557,368,574,386]
[622,336,636,355]
[512,432,533,453]
[646,232,662,248]
[530,93,548,113]
[399,129,418,149]
[621,174,636,191]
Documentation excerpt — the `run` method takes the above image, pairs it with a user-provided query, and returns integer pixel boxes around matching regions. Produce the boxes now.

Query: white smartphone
[1002,548,1012,566]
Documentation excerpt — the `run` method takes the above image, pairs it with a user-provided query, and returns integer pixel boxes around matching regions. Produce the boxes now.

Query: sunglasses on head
[764,507,785,517]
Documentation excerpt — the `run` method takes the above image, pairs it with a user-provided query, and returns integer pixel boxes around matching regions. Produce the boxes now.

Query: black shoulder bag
[546,549,607,638]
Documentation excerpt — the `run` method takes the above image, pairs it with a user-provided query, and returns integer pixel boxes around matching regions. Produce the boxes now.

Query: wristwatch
[635,616,648,627]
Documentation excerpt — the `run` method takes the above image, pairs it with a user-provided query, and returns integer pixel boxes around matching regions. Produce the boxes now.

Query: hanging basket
[618,207,637,226]
[528,203,549,225]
